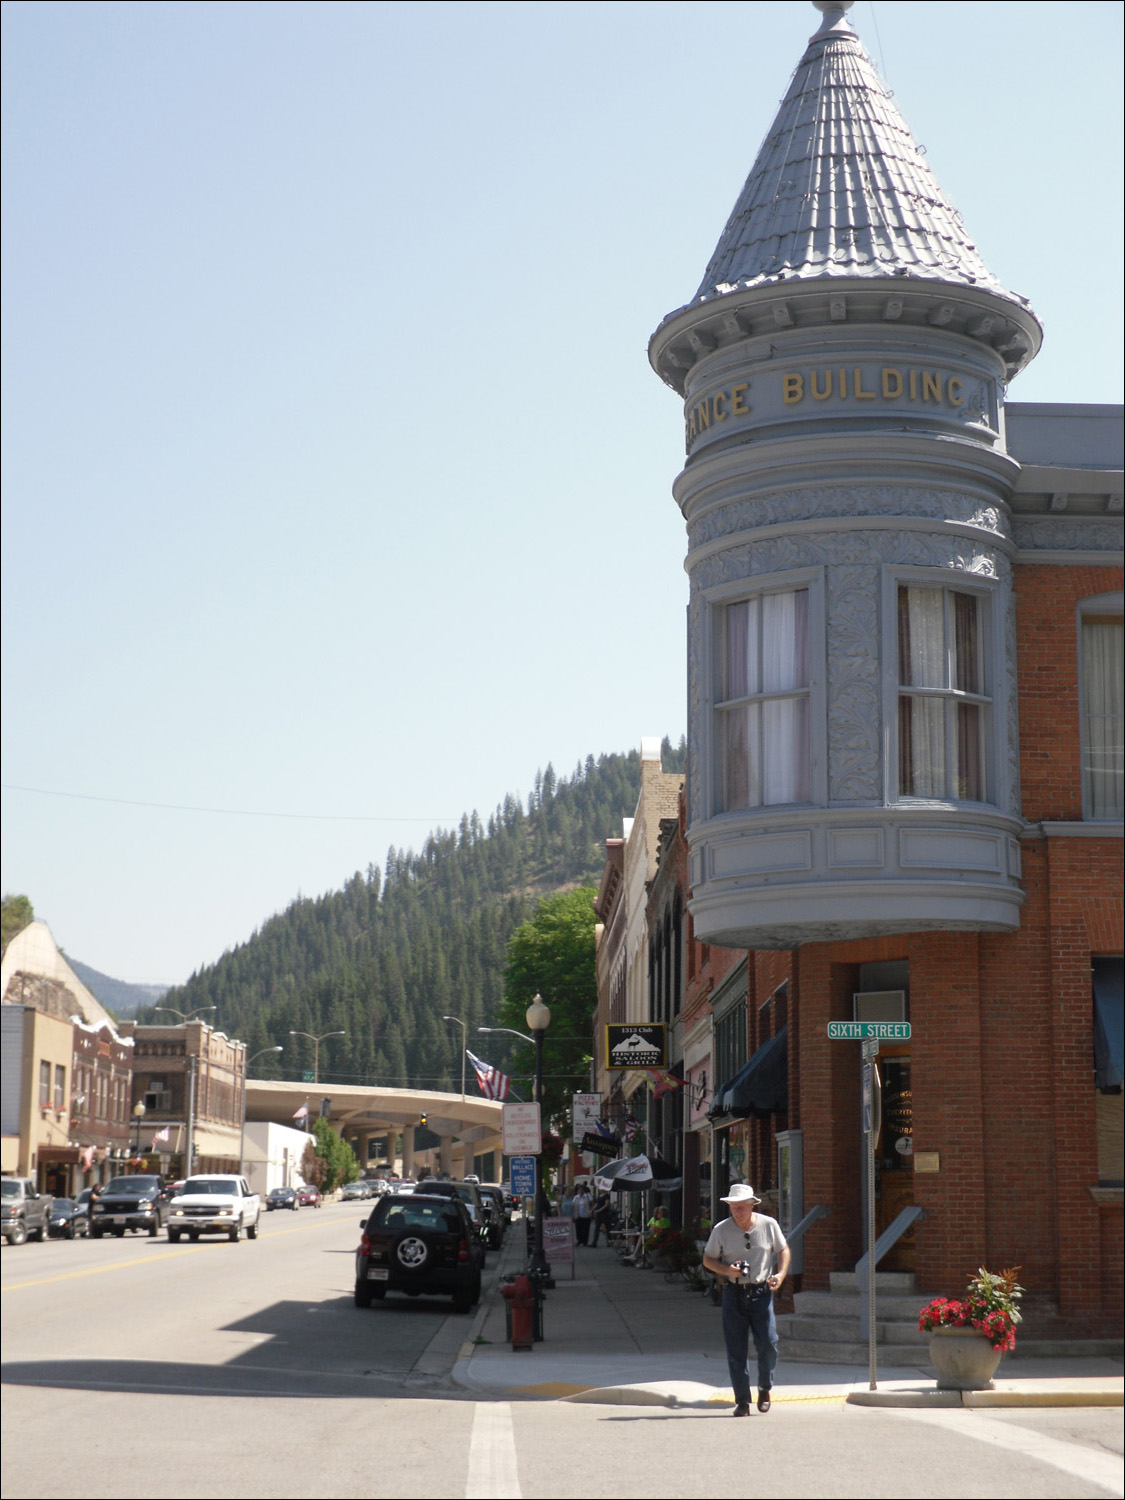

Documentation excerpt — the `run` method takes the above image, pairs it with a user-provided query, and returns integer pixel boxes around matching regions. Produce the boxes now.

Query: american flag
[624,1111,640,1142]
[151,1126,170,1145]
[466,1049,510,1101]
[293,1102,309,1121]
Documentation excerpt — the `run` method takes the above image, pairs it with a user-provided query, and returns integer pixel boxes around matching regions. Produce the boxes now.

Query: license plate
[113,1215,127,1223]
[366,1268,389,1281]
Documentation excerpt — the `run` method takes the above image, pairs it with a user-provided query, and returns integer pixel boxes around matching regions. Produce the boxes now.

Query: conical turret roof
[691,1,1007,305]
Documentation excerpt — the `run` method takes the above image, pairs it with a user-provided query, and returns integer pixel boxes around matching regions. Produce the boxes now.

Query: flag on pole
[293,1102,309,1121]
[80,1146,96,1172]
[594,1117,616,1141]
[624,1111,640,1142]
[466,1049,510,1101]
[648,1068,686,1099]
[151,1126,170,1144]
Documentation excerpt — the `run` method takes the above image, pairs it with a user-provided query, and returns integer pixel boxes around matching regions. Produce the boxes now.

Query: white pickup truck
[166,1174,261,1243]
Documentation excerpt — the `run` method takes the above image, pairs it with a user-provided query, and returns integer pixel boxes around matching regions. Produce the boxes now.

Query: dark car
[266,1186,299,1211]
[47,1198,89,1239]
[413,1179,491,1253]
[354,1192,482,1312]
[477,1185,507,1247]
[90,1175,167,1238]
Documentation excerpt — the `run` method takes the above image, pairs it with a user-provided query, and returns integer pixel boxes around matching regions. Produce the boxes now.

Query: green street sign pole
[830,1024,903,1390]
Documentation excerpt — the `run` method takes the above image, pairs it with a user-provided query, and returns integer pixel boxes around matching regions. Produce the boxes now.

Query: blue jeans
[721,1283,778,1403]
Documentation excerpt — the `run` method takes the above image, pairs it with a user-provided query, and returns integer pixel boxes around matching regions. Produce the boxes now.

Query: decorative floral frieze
[687,485,1007,552]
[826,565,882,802]
[1011,517,1123,553]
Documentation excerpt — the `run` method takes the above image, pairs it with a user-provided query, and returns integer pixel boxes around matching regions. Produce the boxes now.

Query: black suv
[414,1178,496,1252]
[355,1192,482,1313]
[90,1175,167,1238]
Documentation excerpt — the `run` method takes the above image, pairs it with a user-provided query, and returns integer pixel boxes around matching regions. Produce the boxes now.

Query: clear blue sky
[3,1,1122,985]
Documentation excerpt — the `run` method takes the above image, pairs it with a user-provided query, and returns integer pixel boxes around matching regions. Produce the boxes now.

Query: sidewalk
[452,1224,1123,1409]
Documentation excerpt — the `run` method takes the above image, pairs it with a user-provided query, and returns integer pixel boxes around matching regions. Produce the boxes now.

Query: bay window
[897,584,988,801]
[718,587,810,810]
[1081,612,1124,820]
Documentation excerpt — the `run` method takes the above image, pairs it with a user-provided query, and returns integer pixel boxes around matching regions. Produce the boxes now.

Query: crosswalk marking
[466,1401,520,1499]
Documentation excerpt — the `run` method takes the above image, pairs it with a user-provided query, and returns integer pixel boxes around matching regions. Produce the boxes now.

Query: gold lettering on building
[778,366,970,410]
[685,383,753,443]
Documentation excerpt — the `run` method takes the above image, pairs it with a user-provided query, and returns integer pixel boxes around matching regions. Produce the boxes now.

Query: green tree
[1,893,34,953]
[498,887,597,1127]
[311,1117,359,1191]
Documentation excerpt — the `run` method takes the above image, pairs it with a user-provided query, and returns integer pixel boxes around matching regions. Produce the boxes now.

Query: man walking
[702,1184,790,1417]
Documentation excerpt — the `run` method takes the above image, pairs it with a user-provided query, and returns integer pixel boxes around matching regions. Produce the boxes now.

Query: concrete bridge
[244,1079,504,1179]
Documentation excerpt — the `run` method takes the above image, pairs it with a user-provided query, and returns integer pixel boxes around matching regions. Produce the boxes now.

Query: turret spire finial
[811,0,855,38]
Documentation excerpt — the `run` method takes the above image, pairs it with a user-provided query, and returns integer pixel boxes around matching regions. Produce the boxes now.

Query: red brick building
[645,3,1122,1338]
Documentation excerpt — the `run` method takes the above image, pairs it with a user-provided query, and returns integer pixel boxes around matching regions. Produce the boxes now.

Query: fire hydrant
[501,1274,536,1350]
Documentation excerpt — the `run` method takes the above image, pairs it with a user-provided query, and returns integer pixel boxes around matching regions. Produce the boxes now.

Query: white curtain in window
[899,587,945,689]
[722,589,810,810]
[1084,618,1124,818]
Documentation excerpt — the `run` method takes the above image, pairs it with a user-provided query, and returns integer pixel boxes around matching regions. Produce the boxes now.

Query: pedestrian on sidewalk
[702,1184,790,1418]
[573,1183,592,1245]
[589,1187,612,1247]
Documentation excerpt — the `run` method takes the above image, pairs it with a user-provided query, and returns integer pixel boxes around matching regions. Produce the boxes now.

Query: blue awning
[711,1025,788,1119]
[1093,957,1124,1091]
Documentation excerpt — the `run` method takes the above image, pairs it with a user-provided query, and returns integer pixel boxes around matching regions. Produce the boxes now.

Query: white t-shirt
[704,1213,787,1282]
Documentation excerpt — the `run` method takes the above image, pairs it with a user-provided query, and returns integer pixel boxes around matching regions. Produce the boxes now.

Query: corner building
[649,1,1122,1335]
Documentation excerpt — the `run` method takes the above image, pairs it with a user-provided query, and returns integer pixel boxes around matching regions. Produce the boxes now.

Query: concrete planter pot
[928,1327,1004,1390]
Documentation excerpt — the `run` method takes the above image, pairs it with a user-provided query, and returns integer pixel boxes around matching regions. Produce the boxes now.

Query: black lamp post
[525,993,552,1284]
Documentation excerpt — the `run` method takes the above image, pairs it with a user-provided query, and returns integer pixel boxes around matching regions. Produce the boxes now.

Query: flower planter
[928,1327,1005,1390]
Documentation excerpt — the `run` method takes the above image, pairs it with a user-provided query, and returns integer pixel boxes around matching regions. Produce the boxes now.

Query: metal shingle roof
[691,2,1007,305]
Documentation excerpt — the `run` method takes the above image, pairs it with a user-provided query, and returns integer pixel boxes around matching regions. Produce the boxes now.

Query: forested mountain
[142,741,685,1097]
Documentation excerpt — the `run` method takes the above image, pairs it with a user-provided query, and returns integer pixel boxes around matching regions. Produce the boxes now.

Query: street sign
[827,1021,911,1040]
[510,1156,536,1198]
[502,1101,541,1156]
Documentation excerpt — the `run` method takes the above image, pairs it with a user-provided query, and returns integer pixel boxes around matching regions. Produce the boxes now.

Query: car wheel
[168,1230,181,1244]
[229,1221,241,1243]
[148,1221,158,1237]
[247,1218,259,1241]
[370,1285,386,1299]
[189,1231,199,1241]
[354,1281,373,1308]
[7,1222,27,1246]
[113,1227,125,1238]
[31,1224,46,1242]
[91,1226,103,1239]
[65,1225,75,1241]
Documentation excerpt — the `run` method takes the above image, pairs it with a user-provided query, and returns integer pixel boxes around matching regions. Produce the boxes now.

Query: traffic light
[419,1112,428,1129]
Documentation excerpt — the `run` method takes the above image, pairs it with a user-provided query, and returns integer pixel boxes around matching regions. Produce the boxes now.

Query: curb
[847,1388,1124,1409]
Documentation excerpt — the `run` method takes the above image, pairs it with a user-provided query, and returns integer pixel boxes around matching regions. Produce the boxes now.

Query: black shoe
[733,1402,750,1417]
[757,1391,771,1412]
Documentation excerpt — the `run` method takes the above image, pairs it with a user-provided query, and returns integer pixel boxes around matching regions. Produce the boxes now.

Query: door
[875,1053,915,1272]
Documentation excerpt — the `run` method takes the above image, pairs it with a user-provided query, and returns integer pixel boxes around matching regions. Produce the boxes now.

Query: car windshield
[372,1200,461,1234]
[1,1182,22,1199]
[270,1188,292,1196]
[53,1199,75,1212]
[105,1177,161,1193]
[181,1179,239,1195]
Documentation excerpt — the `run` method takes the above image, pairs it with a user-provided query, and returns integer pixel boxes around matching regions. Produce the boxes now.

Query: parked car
[1,1178,53,1244]
[166,1175,262,1243]
[296,1184,322,1207]
[340,1180,369,1201]
[413,1178,492,1253]
[477,1185,507,1247]
[354,1192,482,1313]
[47,1198,89,1239]
[266,1186,299,1211]
[90,1175,167,1238]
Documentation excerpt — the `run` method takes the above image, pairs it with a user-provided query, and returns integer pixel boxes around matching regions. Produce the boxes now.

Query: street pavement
[455,1222,1124,1412]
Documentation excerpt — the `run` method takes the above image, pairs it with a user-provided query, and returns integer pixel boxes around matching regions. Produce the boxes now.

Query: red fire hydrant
[501,1274,536,1350]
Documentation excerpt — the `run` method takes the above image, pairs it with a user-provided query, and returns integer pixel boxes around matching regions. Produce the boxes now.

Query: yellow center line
[1,1216,348,1293]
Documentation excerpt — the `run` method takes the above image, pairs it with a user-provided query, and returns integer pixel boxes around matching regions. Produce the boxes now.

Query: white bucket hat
[720,1184,762,1205]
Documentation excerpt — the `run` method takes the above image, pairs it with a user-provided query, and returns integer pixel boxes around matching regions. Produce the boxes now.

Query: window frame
[886,568,998,808]
[1078,592,1124,823]
[705,567,826,819]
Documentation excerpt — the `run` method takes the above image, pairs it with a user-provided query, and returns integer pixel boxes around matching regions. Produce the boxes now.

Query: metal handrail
[786,1203,830,1245]
[854,1204,925,1283]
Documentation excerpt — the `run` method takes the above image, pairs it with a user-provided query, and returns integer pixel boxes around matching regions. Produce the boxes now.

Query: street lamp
[154,1005,216,1024]
[288,1030,346,1085]
[442,1016,467,1100]
[525,994,551,1283]
[132,1100,146,1159]
[240,1046,284,1174]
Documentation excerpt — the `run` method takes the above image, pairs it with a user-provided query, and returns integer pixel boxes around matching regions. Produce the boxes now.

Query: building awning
[1093,957,1124,1091]
[710,1025,788,1120]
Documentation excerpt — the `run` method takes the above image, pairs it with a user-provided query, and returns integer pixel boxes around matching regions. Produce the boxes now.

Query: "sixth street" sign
[827,1022,911,1040]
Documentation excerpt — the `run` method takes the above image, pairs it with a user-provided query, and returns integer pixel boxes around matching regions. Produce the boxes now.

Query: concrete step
[794,1289,926,1319]
[828,1270,918,1293]
[781,1338,933,1366]
[778,1314,928,1346]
